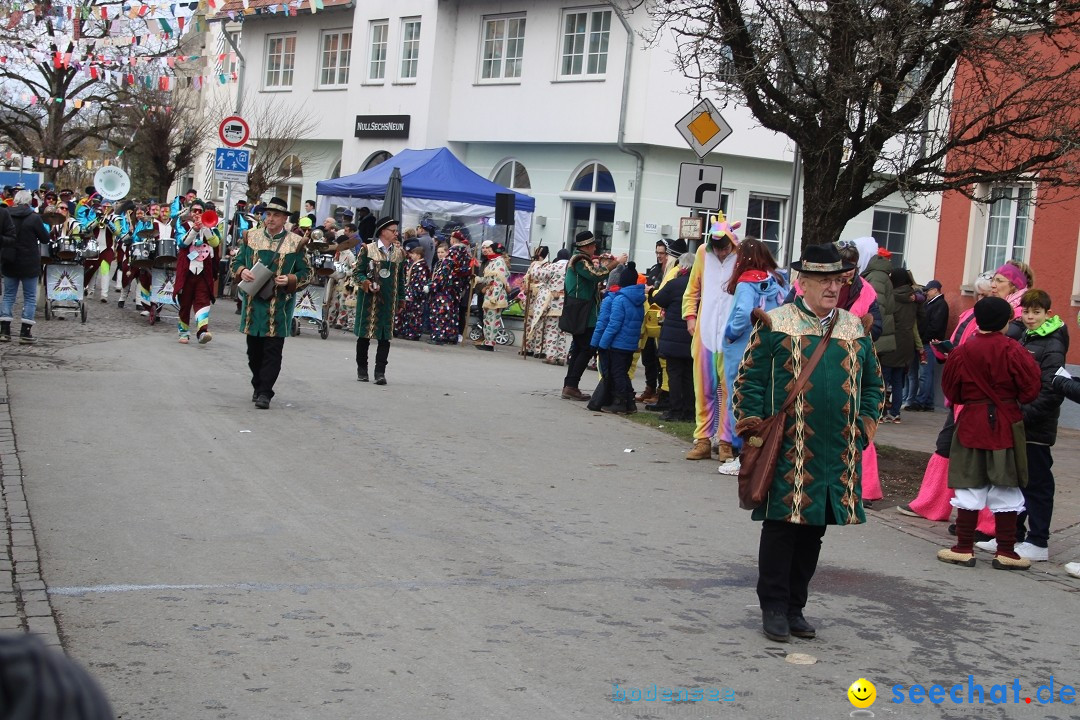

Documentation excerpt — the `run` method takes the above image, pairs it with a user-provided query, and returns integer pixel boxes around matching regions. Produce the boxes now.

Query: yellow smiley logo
[848,678,877,708]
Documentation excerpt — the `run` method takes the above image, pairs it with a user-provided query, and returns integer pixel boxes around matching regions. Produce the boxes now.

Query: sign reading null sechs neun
[354,115,410,139]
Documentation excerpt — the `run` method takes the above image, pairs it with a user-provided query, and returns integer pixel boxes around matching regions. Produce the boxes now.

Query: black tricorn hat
[791,243,856,274]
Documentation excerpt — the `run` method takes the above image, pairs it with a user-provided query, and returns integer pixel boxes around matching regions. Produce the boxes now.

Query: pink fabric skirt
[861,442,882,501]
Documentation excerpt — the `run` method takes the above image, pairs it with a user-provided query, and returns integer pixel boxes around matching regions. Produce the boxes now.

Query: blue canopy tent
[316,148,535,258]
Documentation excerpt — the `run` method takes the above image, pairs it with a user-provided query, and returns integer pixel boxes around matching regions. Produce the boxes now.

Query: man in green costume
[231,197,311,409]
[353,216,407,385]
[733,243,883,643]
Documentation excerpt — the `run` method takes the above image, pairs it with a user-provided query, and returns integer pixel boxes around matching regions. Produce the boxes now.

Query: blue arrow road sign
[214,147,250,182]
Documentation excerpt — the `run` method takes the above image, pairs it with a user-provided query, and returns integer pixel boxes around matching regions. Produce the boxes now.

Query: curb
[0,366,62,647]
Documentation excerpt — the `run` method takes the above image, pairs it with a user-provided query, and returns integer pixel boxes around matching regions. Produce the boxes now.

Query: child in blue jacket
[591,264,646,414]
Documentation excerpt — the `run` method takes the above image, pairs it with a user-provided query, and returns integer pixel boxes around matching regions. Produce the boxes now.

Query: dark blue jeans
[914,344,937,408]
[882,365,907,416]
[1018,443,1054,548]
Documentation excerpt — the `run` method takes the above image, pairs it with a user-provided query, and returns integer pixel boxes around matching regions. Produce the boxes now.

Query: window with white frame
[480,14,526,82]
[982,185,1032,272]
[872,209,909,268]
[400,17,421,80]
[745,195,785,258]
[493,160,531,191]
[319,29,352,88]
[225,32,239,75]
[559,9,611,79]
[368,20,388,82]
[264,33,296,88]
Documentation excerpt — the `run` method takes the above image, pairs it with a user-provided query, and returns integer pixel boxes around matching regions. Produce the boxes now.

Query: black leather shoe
[787,612,816,639]
[645,400,671,411]
[762,610,790,642]
[252,391,258,403]
[374,373,387,385]
[254,394,270,409]
[358,369,369,382]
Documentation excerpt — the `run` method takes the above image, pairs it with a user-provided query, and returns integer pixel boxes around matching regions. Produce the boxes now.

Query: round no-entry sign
[219,115,250,148]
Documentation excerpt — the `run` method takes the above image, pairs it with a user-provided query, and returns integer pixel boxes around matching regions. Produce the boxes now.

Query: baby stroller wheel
[468,324,483,342]
[319,322,329,340]
[80,303,87,324]
[495,328,514,346]
[291,318,300,337]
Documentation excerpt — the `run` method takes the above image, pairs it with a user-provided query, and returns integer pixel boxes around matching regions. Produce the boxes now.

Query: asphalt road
[4,303,1079,719]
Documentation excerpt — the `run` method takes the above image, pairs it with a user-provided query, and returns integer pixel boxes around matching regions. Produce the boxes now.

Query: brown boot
[715,441,734,462]
[686,438,712,460]
[635,386,658,403]
[561,386,591,401]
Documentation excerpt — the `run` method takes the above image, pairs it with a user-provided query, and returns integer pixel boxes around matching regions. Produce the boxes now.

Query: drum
[56,237,80,261]
[81,239,100,261]
[41,242,53,260]
[155,238,178,264]
[314,255,337,277]
[129,242,153,265]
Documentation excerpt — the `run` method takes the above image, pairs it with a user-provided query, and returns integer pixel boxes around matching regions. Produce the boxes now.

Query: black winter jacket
[3,205,49,279]
[922,294,949,342]
[652,272,692,360]
[1020,320,1068,446]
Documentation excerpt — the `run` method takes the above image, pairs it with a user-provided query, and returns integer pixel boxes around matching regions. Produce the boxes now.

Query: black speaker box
[495,193,515,226]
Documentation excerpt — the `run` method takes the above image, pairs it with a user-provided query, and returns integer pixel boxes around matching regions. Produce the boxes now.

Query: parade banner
[46,264,84,303]
[292,286,323,322]
[150,268,179,307]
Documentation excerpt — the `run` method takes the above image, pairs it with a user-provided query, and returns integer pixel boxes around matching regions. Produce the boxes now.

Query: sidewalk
[871,406,1080,579]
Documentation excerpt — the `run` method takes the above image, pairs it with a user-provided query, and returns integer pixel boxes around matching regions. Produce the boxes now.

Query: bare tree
[0,1,189,183]
[120,88,214,201]
[230,97,321,204]
[638,0,1080,249]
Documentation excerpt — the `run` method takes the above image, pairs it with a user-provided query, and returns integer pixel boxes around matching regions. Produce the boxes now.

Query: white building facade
[198,0,940,278]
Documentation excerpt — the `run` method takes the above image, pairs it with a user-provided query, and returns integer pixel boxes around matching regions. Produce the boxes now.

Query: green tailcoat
[733,299,884,526]
[352,241,407,340]
[231,228,311,338]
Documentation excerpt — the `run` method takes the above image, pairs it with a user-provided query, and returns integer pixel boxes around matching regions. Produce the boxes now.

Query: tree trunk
[797,150,853,251]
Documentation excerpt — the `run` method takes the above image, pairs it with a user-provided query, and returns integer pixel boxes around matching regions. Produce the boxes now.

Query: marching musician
[170,188,198,237]
[173,198,220,344]
[119,205,152,310]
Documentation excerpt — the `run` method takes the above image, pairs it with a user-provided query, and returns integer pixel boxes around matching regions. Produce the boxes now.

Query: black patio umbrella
[383,166,403,226]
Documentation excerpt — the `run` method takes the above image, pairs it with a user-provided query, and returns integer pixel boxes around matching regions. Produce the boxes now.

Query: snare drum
[55,237,80,261]
[314,255,337,277]
[155,238,178,265]
[81,239,100,261]
[129,242,153,266]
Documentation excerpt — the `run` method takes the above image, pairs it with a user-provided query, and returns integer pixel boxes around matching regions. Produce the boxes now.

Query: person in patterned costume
[476,240,510,351]
[394,244,430,341]
[230,197,311,409]
[352,217,407,384]
[519,246,550,356]
[538,248,572,364]
[428,234,473,345]
[733,243,883,643]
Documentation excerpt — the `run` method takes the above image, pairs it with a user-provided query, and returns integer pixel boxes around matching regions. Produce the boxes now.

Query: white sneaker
[974,539,998,553]
[718,457,741,475]
[1065,562,1080,579]
[139,310,150,317]
[1014,542,1048,562]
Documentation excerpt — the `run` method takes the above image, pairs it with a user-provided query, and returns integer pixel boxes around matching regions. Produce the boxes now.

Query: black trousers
[563,331,594,389]
[665,355,695,419]
[757,500,834,613]
[356,337,390,373]
[641,337,660,390]
[246,335,285,400]
[1017,443,1055,548]
[607,349,635,401]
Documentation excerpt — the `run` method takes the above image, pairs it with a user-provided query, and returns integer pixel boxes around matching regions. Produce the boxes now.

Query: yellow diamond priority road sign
[676,99,732,158]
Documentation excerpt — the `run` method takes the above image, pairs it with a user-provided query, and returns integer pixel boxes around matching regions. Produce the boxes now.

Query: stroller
[467,286,519,346]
